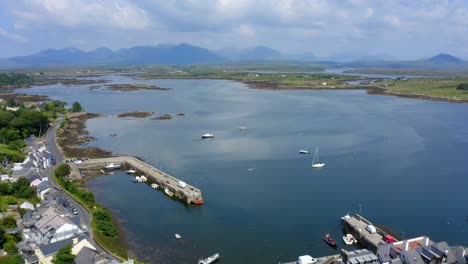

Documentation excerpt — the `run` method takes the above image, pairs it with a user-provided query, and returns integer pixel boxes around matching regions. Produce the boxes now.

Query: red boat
[193,200,204,205]
[323,233,337,247]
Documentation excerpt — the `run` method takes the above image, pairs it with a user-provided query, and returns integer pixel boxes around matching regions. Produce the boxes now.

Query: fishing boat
[198,253,220,264]
[140,175,147,182]
[126,169,136,174]
[323,233,337,247]
[343,234,357,245]
[201,133,214,139]
[104,163,121,170]
[151,183,159,189]
[164,188,174,197]
[312,146,325,168]
[299,149,309,154]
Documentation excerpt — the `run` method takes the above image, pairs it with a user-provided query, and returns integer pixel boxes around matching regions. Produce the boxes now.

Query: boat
[104,163,121,170]
[175,234,182,239]
[100,169,105,174]
[164,188,174,197]
[323,234,337,247]
[193,200,204,205]
[343,234,357,245]
[201,133,214,139]
[341,213,351,221]
[151,183,159,189]
[140,175,147,182]
[135,176,142,183]
[311,146,325,168]
[239,126,247,130]
[299,150,309,154]
[198,253,220,264]
[126,169,136,174]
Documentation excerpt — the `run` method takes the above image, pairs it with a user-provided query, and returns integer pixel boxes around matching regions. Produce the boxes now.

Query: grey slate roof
[37,180,50,192]
[38,237,74,257]
[74,246,98,264]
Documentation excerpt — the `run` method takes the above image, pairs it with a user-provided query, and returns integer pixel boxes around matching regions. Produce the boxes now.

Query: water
[16,75,468,264]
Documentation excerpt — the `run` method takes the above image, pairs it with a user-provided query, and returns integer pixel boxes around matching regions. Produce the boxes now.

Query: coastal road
[42,116,112,258]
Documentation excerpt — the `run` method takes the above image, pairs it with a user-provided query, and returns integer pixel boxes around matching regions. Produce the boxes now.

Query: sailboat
[312,146,325,168]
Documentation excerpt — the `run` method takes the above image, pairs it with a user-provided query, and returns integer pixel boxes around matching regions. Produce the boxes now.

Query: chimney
[403,240,409,251]
[424,237,430,246]
[72,237,78,245]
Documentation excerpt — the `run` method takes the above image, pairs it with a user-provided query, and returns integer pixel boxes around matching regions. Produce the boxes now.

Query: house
[34,237,96,264]
[340,249,379,264]
[6,106,20,112]
[33,208,81,243]
[37,181,51,200]
[30,178,43,188]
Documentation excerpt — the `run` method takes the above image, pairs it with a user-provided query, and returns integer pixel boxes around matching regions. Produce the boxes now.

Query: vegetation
[71,102,83,112]
[54,163,71,177]
[0,178,36,200]
[0,216,17,229]
[0,73,34,87]
[345,68,468,78]
[52,245,75,264]
[52,169,126,259]
[0,230,22,263]
[456,83,468,90]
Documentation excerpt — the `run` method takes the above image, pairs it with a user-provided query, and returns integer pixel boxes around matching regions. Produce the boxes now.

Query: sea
[16,73,468,264]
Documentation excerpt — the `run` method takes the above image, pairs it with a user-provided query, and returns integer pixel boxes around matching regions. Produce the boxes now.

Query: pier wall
[76,156,203,204]
[342,214,385,252]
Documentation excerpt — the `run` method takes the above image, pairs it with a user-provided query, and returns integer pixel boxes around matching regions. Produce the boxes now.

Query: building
[340,249,380,264]
[34,237,95,264]
[33,208,81,243]
[36,181,51,200]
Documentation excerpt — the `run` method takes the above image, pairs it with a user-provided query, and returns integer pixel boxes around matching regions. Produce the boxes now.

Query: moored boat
[135,176,142,182]
[201,133,214,139]
[193,200,204,205]
[164,188,174,197]
[175,233,182,239]
[126,169,136,174]
[104,163,121,170]
[198,253,220,264]
[312,146,325,168]
[151,183,159,189]
[343,234,357,245]
[140,175,147,182]
[299,149,309,154]
[323,233,337,247]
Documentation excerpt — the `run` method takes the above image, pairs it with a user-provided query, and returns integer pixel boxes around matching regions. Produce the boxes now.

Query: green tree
[0,111,14,127]
[52,245,75,264]
[0,227,6,247]
[11,177,35,199]
[55,164,71,177]
[456,83,468,90]
[71,102,83,112]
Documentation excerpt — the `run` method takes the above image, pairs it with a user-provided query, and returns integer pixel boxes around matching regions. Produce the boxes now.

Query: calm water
[17,75,468,264]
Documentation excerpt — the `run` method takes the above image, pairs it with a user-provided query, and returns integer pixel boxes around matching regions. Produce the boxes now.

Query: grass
[52,172,128,260]
[376,78,468,100]
[0,144,26,163]
[345,68,468,78]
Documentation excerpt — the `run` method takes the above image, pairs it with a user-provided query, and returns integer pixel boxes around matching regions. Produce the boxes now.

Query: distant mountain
[217,46,283,61]
[1,44,226,67]
[323,52,397,62]
[427,53,465,64]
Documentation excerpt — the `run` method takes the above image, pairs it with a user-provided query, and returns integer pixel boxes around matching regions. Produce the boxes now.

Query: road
[42,116,114,258]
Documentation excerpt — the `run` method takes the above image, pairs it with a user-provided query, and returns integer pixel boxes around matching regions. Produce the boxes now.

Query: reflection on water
[17,75,468,264]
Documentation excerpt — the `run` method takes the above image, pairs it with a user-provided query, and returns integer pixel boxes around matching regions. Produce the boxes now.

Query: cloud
[0,26,28,42]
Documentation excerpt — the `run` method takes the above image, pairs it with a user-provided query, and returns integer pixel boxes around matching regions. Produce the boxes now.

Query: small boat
[151,183,159,189]
[135,176,142,182]
[175,234,182,239]
[193,200,204,205]
[164,188,174,197]
[343,234,357,245]
[126,169,136,174]
[239,126,247,130]
[140,175,147,182]
[198,253,220,264]
[299,150,309,154]
[104,163,121,170]
[312,146,325,168]
[201,133,214,139]
[341,214,351,221]
[323,233,337,247]
[100,169,105,174]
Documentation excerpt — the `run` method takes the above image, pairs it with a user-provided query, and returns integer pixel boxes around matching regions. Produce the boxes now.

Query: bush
[0,216,17,229]
[54,164,71,177]
[94,209,118,239]
[456,83,468,90]
[52,245,75,264]
[11,178,35,199]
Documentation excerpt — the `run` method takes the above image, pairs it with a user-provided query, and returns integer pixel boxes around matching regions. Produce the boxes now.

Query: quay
[72,156,203,204]
[341,214,395,252]
[280,254,340,264]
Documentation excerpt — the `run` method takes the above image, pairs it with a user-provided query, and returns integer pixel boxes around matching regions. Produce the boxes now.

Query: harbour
[72,156,203,204]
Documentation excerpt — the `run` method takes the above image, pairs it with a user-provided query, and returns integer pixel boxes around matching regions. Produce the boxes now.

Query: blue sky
[1,0,468,59]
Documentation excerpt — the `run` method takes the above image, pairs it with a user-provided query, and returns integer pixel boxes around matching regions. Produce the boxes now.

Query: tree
[52,245,75,264]
[456,83,468,90]
[71,102,83,112]
[55,164,71,177]
[0,227,6,247]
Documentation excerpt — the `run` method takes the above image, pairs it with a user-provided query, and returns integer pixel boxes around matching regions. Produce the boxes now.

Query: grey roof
[24,254,39,264]
[38,237,74,257]
[74,246,98,264]
[37,180,50,192]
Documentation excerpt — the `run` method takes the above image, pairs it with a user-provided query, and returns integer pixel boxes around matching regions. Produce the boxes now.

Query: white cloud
[0,27,28,42]
[237,24,256,37]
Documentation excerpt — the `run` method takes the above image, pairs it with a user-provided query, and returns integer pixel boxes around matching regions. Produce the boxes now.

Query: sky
[1,0,468,59]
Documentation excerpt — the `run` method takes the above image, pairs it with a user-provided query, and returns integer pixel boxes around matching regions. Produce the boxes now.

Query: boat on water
[299,149,309,154]
[100,169,105,174]
[140,175,147,182]
[135,176,142,183]
[239,126,247,130]
[126,169,136,174]
[164,188,174,197]
[341,213,351,221]
[343,234,357,245]
[151,183,159,189]
[193,200,204,205]
[198,253,220,264]
[104,163,121,170]
[201,133,214,139]
[175,234,182,239]
[323,233,337,247]
[312,146,325,168]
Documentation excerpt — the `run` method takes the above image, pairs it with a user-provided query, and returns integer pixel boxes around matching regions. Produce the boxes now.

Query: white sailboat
[311,146,325,168]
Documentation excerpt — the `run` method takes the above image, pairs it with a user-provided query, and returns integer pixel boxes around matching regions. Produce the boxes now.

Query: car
[73,210,78,215]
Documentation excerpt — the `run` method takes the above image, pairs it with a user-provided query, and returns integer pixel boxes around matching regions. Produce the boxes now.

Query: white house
[34,208,82,243]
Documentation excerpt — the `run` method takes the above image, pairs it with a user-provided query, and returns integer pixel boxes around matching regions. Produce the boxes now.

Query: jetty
[73,156,203,204]
[280,254,339,264]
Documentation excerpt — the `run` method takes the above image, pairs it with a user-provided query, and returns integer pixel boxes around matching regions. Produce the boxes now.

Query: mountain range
[1,43,467,70]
